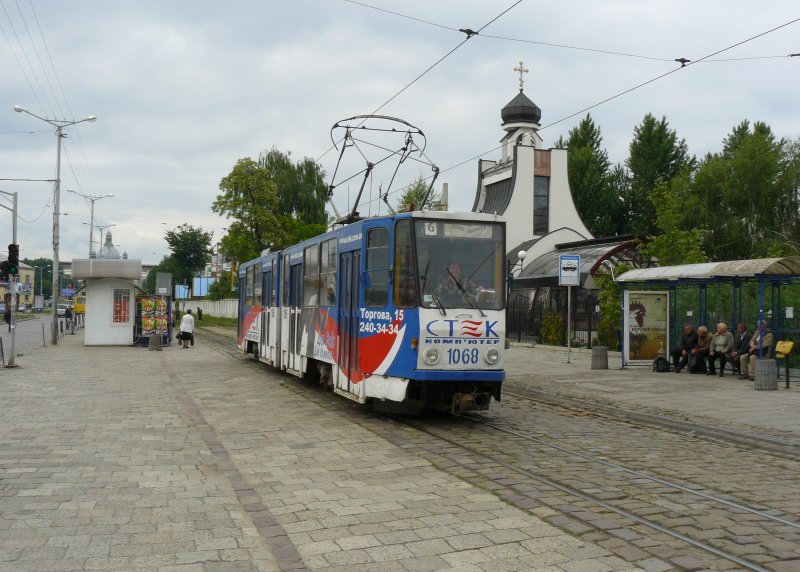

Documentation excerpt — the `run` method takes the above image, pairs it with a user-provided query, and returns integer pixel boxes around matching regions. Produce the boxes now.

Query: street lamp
[68,190,113,257]
[14,105,97,344]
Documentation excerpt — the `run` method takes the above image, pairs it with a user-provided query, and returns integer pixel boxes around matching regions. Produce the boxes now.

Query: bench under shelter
[615,257,800,380]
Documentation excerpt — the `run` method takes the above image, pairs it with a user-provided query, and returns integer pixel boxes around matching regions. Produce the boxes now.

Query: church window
[533,176,549,235]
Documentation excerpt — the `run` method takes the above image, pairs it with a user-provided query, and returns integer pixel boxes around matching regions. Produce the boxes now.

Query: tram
[237,211,507,414]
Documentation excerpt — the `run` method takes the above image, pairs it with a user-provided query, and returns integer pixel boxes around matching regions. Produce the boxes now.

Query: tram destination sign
[558,254,580,286]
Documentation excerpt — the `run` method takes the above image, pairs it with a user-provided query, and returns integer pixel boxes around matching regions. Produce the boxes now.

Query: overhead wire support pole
[13,105,97,345]
[0,191,19,367]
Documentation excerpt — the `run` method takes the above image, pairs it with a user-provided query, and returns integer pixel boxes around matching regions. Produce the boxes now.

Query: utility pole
[1,190,19,367]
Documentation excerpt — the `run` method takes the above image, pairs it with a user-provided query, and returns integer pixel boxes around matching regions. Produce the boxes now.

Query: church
[471,63,643,345]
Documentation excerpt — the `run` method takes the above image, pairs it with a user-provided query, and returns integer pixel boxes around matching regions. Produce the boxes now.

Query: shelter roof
[616,256,800,283]
[516,235,640,287]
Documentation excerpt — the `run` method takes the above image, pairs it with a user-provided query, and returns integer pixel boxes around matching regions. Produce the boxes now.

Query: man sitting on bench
[738,320,773,380]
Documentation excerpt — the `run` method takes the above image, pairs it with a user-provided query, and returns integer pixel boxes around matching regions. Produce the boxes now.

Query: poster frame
[623,290,670,366]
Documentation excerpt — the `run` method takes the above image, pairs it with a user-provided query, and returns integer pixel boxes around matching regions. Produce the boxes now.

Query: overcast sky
[2,1,798,266]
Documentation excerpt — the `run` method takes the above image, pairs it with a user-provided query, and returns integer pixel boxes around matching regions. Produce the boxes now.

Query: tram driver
[436,261,478,306]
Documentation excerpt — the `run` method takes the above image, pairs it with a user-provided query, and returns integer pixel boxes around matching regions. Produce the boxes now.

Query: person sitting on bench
[738,320,773,380]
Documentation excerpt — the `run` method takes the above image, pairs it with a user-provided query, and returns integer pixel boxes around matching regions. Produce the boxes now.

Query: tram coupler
[452,392,492,415]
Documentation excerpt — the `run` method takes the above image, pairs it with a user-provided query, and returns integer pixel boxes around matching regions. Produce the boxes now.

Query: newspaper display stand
[136,295,173,347]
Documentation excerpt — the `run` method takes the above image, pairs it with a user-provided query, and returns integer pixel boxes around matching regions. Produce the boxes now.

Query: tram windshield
[415,219,504,311]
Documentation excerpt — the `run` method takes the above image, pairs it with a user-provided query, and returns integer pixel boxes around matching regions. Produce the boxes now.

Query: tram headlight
[485,348,500,365]
[423,347,440,365]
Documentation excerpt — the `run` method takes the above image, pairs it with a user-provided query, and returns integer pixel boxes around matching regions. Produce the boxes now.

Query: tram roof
[616,256,800,283]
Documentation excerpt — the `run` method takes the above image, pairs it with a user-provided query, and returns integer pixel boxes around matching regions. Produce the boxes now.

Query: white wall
[85,279,136,346]
[176,298,238,319]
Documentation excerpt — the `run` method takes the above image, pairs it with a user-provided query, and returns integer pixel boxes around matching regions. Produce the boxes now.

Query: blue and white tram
[238,211,507,414]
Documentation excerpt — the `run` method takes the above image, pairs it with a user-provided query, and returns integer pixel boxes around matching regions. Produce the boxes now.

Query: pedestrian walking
[179,308,195,349]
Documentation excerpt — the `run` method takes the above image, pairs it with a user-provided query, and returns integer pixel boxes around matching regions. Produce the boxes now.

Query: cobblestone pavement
[504,344,800,439]
[0,332,643,571]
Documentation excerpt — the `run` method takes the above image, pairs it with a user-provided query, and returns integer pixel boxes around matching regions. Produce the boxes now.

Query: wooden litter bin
[591,346,608,370]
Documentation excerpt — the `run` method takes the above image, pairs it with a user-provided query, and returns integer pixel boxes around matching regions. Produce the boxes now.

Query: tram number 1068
[446,348,480,365]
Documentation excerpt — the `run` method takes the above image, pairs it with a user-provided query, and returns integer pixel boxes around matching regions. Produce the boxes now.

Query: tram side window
[253,263,262,306]
[282,256,289,306]
[245,266,255,306]
[320,239,337,305]
[365,227,389,307]
[303,245,320,307]
[394,219,417,307]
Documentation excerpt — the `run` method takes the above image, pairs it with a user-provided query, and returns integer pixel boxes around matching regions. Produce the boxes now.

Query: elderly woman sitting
[708,322,734,377]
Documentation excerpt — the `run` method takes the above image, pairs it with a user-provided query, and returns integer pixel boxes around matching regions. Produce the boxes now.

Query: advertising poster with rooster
[623,291,669,363]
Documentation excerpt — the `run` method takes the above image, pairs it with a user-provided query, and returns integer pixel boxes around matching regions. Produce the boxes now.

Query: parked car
[57,303,68,317]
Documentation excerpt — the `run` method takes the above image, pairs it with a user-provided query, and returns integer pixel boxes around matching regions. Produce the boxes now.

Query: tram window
[265,272,272,306]
[253,263,262,306]
[303,245,320,306]
[267,258,278,307]
[365,227,389,307]
[245,266,255,306]
[394,220,417,307]
[282,256,289,306]
[320,239,337,305]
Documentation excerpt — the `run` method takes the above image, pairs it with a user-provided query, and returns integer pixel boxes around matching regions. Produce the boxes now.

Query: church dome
[501,90,541,125]
[98,231,121,259]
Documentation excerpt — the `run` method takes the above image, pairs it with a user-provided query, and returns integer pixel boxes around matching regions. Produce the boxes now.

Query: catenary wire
[344,16,800,214]
[318,0,523,163]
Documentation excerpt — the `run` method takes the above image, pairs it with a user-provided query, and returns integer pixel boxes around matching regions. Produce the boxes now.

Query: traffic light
[0,260,8,280]
[7,243,18,275]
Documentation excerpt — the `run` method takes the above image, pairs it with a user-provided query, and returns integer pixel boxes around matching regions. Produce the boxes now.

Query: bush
[540,310,563,345]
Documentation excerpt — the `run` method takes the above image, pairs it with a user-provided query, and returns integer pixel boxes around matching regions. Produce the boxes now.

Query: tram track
[199,328,800,570]
[503,382,800,460]
[384,413,800,572]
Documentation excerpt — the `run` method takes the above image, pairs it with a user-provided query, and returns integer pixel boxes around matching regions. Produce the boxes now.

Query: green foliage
[557,115,621,237]
[164,224,213,289]
[396,174,444,211]
[595,263,632,350]
[639,175,709,266]
[639,121,800,262]
[540,310,563,345]
[625,114,694,236]
[213,158,283,263]
[213,150,330,264]
[207,270,235,301]
[22,257,52,299]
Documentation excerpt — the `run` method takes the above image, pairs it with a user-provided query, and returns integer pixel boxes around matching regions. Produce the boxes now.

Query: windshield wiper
[420,260,446,315]
[446,268,485,317]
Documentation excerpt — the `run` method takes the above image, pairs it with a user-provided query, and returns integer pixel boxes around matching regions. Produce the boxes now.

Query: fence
[175,298,238,319]
[507,290,600,349]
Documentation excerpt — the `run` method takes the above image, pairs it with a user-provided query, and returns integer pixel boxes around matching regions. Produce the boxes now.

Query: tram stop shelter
[615,257,800,375]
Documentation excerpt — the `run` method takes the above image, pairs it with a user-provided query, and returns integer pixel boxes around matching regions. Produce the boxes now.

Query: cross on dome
[513,60,529,91]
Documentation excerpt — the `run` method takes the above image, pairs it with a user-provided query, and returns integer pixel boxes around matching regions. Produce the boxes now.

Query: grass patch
[195,315,237,328]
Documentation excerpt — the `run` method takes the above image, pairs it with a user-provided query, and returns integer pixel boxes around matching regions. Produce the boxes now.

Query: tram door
[286,264,303,373]
[337,250,365,402]
[260,269,272,364]
[267,259,280,365]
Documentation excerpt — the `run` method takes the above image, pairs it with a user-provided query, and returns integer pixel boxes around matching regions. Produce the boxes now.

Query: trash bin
[148,333,162,352]
[591,346,608,370]
[753,358,777,390]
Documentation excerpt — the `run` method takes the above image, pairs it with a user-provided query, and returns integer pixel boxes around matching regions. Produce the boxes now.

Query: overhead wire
[351,15,800,213]
[325,0,524,215]
[344,0,797,63]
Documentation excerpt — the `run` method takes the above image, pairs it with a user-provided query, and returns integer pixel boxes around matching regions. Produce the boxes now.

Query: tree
[207,270,235,300]
[625,114,694,236]
[213,150,330,264]
[22,257,53,300]
[639,175,708,266]
[556,114,624,237]
[163,224,213,292]
[213,157,283,263]
[395,174,443,211]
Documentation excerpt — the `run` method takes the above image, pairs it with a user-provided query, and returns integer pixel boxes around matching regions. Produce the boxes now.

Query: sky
[1,0,798,266]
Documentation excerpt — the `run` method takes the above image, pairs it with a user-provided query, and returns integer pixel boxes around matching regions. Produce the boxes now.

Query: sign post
[559,255,580,364]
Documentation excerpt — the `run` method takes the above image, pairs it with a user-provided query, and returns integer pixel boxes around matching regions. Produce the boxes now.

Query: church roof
[501,90,541,125]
